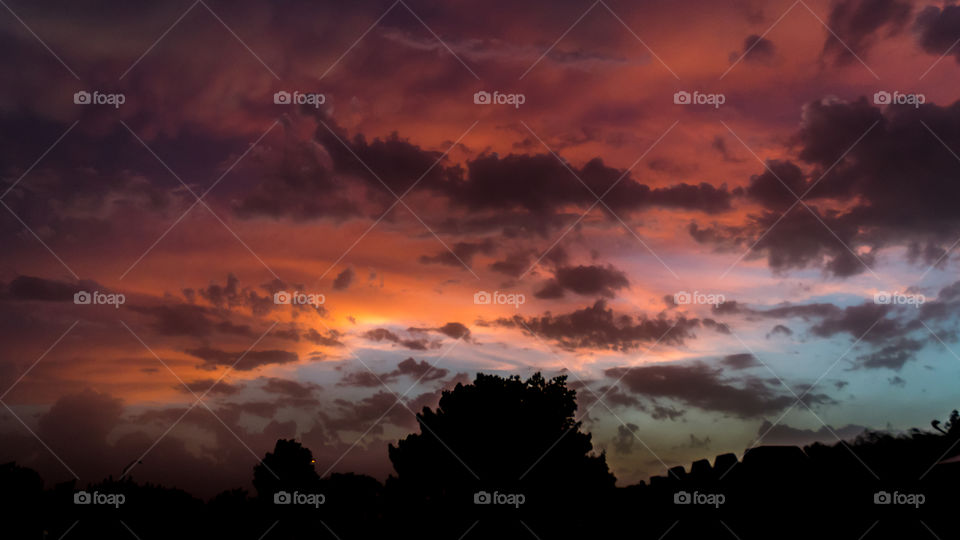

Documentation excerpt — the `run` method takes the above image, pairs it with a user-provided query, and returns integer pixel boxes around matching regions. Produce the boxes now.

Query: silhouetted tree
[253,438,319,500]
[6,384,960,540]
[388,372,614,537]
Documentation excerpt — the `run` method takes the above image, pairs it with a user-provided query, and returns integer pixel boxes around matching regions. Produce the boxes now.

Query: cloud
[497,300,701,351]
[261,377,321,399]
[489,251,535,277]
[175,379,244,396]
[362,328,431,350]
[239,114,735,234]
[419,239,495,267]
[407,322,472,341]
[720,353,761,370]
[692,97,960,277]
[914,4,960,63]
[605,363,834,418]
[391,357,449,382]
[185,347,298,371]
[767,324,794,338]
[756,419,865,447]
[820,0,912,65]
[809,303,899,343]
[231,131,362,222]
[855,337,926,370]
[534,264,629,299]
[674,433,712,450]
[324,389,432,433]
[338,357,449,387]
[303,328,343,347]
[730,34,775,64]
[612,423,640,454]
[434,322,471,340]
[333,267,355,291]
[129,304,239,338]
[3,275,97,302]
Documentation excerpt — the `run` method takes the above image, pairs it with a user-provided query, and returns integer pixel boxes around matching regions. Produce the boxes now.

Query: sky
[2,0,960,496]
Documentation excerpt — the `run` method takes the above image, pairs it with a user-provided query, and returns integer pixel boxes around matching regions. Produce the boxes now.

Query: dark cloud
[232,131,362,222]
[497,300,700,351]
[651,405,686,421]
[757,303,843,320]
[391,357,449,382]
[338,357,449,387]
[3,275,97,302]
[693,97,960,277]
[533,280,566,299]
[437,322,470,340]
[730,34,776,64]
[362,328,431,350]
[325,390,419,434]
[247,115,735,232]
[128,304,231,338]
[261,377,321,398]
[674,433,712,450]
[605,363,833,418]
[721,353,761,370]
[185,346,298,371]
[4,386,308,497]
[721,296,948,370]
[489,251,534,277]
[337,370,384,388]
[534,264,629,299]
[198,274,241,309]
[711,135,744,163]
[701,318,731,335]
[756,419,865,447]
[810,303,898,343]
[612,423,640,454]
[303,328,343,347]
[38,388,124,453]
[820,0,912,65]
[332,267,355,291]
[855,337,925,370]
[743,160,807,212]
[405,322,472,342]
[914,4,960,62]
[419,239,495,267]
[175,379,244,396]
[767,324,794,338]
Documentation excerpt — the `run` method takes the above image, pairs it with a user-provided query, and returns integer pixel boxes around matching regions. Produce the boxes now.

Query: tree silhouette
[387,372,614,536]
[253,438,319,500]
[6,380,960,540]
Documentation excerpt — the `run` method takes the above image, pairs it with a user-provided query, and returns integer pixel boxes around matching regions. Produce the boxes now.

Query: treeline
[2,373,959,539]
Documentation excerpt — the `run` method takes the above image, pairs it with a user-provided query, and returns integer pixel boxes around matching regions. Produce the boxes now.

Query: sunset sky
[3,0,960,496]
